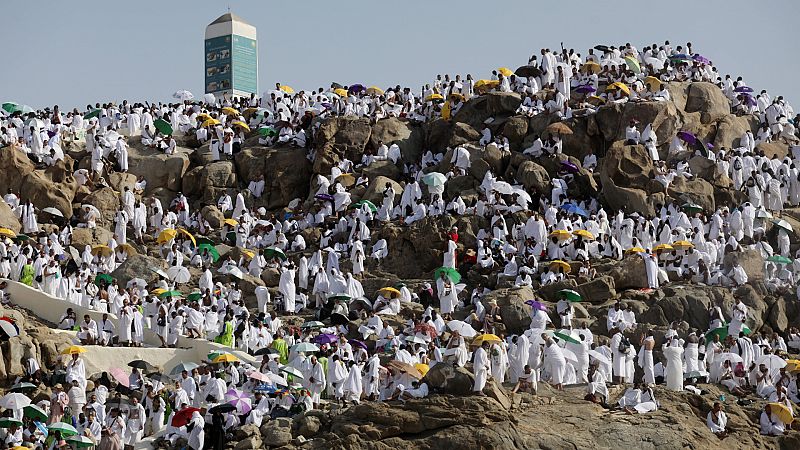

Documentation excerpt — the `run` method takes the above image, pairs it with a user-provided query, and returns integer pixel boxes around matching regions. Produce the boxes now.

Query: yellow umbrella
[472,334,502,346]
[581,61,601,74]
[223,218,239,227]
[176,228,196,247]
[152,288,166,296]
[0,228,17,239]
[91,245,113,257]
[768,403,794,425]
[156,229,178,244]
[279,85,295,94]
[213,353,240,364]
[61,345,86,355]
[606,82,630,96]
[366,86,384,96]
[336,173,356,187]
[654,243,673,252]
[625,247,646,254]
[232,121,250,131]
[497,67,514,77]
[672,240,694,249]
[449,92,466,102]
[441,101,452,120]
[333,88,348,97]
[242,107,259,117]
[586,95,605,105]
[240,249,255,260]
[786,359,800,373]
[425,93,444,102]
[549,230,572,241]
[549,260,571,273]
[414,363,430,377]
[116,243,137,255]
[221,107,240,116]
[474,79,500,91]
[377,287,401,298]
[644,76,662,90]
[573,230,595,240]
[201,118,221,128]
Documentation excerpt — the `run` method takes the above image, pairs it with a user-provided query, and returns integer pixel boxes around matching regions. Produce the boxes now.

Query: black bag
[35,275,42,283]
[157,316,167,327]
[617,336,630,353]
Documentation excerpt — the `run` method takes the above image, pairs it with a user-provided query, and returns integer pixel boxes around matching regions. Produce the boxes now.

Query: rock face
[127,146,191,194]
[235,147,312,209]
[685,82,731,124]
[110,254,167,286]
[482,286,533,334]
[0,150,78,217]
[313,117,372,174]
[0,201,21,232]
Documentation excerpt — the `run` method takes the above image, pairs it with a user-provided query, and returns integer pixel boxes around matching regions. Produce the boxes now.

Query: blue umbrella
[575,85,596,94]
[255,384,277,394]
[734,86,753,93]
[560,203,588,217]
[677,131,698,145]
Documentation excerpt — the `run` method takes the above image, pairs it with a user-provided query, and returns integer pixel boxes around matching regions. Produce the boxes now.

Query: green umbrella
[767,255,792,264]
[226,231,236,243]
[158,290,182,299]
[264,247,287,261]
[301,321,324,329]
[0,417,22,428]
[84,109,102,120]
[327,294,352,302]
[48,422,78,436]
[434,266,461,283]
[558,289,582,302]
[258,126,277,137]
[13,234,29,241]
[23,404,47,422]
[66,435,95,448]
[1,102,18,113]
[94,273,114,286]
[705,326,728,342]
[154,118,173,135]
[196,236,215,246]
[681,202,703,214]
[554,331,580,345]
[197,243,220,262]
[349,199,377,212]
[186,292,203,302]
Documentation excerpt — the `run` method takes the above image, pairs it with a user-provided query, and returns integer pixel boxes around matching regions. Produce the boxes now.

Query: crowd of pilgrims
[0,40,797,448]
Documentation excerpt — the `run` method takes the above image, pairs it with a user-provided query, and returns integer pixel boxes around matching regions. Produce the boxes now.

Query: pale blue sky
[1,0,798,109]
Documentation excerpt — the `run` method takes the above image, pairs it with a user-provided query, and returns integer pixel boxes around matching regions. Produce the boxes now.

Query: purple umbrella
[741,94,757,107]
[348,84,366,94]
[315,193,334,202]
[313,333,338,345]
[561,160,579,173]
[692,54,710,65]
[524,300,548,311]
[706,142,715,150]
[348,339,368,351]
[677,131,698,145]
[575,85,596,94]
[734,86,753,93]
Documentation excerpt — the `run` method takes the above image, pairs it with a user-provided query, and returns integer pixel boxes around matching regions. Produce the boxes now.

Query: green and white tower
[204,12,258,99]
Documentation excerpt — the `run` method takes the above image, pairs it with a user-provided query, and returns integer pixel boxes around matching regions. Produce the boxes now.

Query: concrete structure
[204,12,258,99]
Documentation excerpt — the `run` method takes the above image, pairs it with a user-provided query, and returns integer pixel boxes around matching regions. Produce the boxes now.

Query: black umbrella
[515,65,542,78]
[253,347,278,356]
[594,45,610,53]
[128,360,155,371]
[209,403,237,414]
[329,312,349,326]
[147,373,172,383]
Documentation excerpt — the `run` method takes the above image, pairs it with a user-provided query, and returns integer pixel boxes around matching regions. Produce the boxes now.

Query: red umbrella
[414,323,437,339]
[108,368,130,388]
[171,407,200,427]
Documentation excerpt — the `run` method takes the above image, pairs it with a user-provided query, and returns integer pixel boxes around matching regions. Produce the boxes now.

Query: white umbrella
[167,266,191,284]
[219,265,244,279]
[773,219,793,233]
[279,366,304,379]
[81,204,101,216]
[0,393,30,410]
[24,118,44,130]
[588,350,611,366]
[173,90,194,101]
[755,354,787,372]
[560,348,578,364]
[404,335,427,345]
[512,188,532,203]
[755,209,773,219]
[491,181,514,195]
[202,93,216,105]
[41,207,63,217]
[446,320,477,338]
[644,56,664,71]
[421,172,448,187]
[149,267,169,279]
[717,352,743,366]
[266,372,288,386]
[68,246,81,263]
[127,278,147,289]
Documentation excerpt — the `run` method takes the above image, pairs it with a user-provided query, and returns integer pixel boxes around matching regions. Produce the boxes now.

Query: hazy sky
[2,0,798,109]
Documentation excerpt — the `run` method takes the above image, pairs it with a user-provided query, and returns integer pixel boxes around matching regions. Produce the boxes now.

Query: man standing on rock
[472,341,491,396]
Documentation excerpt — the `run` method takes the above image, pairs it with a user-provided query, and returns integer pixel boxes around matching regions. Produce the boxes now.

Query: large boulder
[668,177,716,213]
[0,150,78,217]
[515,160,551,193]
[110,254,168,286]
[200,205,225,228]
[596,257,649,291]
[599,143,653,189]
[595,100,680,145]
[235,148,313,210]
[449,122,481,147]
[361,176,402,204]
[313,117,372,174]
[600,177,662,216]
[639,284,734,329]
[369,117,425,165]
[502,116,529,149]
[127,148,191,194]
[424,363,475,395]
[485,92,523,116]
[723,249,764,283]
[714,115,755,149]
[107,172,137,194]
[482,286,533,334]
[71,227,114,248]
[0,201,21,232]
[362,160,401,181]
[685,82,731,124]
[82,187,119,227]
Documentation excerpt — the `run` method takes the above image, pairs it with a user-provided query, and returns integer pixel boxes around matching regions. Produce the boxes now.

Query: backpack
[733,362,746,378]
[617,336,630,353]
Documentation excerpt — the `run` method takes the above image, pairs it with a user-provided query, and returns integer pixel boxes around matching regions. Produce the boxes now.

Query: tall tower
[204,12,258,99]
